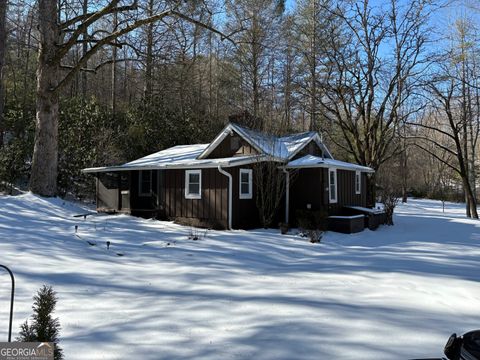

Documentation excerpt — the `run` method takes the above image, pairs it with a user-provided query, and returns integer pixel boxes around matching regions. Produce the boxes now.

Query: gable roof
[82,123,373,174]
[197,123,332,161]
[82,144,261,173]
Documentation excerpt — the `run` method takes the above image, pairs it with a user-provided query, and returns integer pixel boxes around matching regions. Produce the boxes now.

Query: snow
[345,206,385,214]
[1,194,480,359]
[83,144,259,173]
[286,155,375,172]
[198,123,332,162]
[328,214,365,219]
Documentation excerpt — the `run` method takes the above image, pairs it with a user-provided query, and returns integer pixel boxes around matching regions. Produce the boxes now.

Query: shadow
[1,194,480,359]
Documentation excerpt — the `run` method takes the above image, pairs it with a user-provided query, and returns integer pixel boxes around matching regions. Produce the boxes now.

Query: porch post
[283,169,290,224]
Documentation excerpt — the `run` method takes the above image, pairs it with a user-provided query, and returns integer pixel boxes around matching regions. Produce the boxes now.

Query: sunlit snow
[0,193,479,359]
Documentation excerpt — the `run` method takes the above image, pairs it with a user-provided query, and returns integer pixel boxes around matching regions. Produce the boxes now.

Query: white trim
[82,156,263,174]
[239,169,253,199]
[328,168,338,204]
[355,170,361,194]
[287,133,333,160]
[185,170,202,199]
[197,124,263,160]
[138,170,152,197]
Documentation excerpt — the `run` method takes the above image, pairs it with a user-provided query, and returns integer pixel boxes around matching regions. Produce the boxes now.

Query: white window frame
[239,168,253,199]
[185,170,202,199]
[355,171,361,194]
[138,170,152,197]
[328,168,338,204]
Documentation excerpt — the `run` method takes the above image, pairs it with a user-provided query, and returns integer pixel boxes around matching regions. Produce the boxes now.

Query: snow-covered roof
[197,123,332,160]
[82,144,261,173]
[285,155,375,173]
[82,123,369,174]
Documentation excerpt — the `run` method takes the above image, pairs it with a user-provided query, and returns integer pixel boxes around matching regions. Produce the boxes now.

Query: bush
[379,189,399,226]
[17,285,63,360]
[295,209,329,231]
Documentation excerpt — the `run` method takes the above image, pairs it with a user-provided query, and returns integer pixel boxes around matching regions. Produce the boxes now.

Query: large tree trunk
[462,175,478,219]
[366,173,376,208]
[0,0,7,147]
[29,0,60,197]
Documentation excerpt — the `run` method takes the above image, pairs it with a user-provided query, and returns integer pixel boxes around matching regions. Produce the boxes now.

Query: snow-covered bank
[0,193,479,359]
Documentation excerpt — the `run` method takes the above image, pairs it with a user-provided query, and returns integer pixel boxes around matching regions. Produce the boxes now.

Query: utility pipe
[217,165,233,229]
[0,264,14,342]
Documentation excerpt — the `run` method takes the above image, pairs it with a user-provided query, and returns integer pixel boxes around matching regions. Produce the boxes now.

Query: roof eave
[283,163,375,173]
[82,156,264,174]
[197,123,265,160]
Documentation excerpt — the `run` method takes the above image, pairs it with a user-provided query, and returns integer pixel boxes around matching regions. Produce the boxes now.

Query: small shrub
[295,210,329,231]
[307,229,323,243]
[17,285,63,360]
[380,189,399,226]
[279,222,289,234]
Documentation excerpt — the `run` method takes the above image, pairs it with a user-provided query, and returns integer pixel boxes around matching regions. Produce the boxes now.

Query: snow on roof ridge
[229,123,321,159]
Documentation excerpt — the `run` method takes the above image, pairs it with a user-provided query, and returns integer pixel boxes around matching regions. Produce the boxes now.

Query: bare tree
[0,0,7,147]
[409,16,480,218]
[30,0,231,196]
[319,0,433,206]
[226,0,284,124]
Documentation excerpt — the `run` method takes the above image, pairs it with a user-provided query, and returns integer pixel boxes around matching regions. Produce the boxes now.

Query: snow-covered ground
[0,193,479,359]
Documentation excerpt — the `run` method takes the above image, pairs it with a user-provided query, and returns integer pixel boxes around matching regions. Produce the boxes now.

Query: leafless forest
[1,0,480,217]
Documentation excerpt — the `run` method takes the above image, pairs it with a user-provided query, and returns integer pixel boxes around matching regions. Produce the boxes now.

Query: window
[239,169,253,199]
[139,170,152,196]
[355,171,361,194]
[185,170,202,199]
[328,169,337,203]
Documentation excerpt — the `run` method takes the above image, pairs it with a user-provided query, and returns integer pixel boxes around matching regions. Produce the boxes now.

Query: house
[82,123,376,231]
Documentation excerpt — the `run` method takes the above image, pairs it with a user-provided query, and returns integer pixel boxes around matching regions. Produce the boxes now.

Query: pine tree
[17,285,63,360]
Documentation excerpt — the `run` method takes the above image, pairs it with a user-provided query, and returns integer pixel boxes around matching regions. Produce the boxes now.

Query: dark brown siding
[337,170,367,206]
[207,133,258,159]
[162,168,228,229]
[288,168,369,223]
[292,140,324,159]
[230,166,260,229]
[328,170,367,214]
[290,168,326,212]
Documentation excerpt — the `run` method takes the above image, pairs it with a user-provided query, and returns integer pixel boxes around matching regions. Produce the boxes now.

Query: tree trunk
[462,175,478,219]
[29,0,60,197]
[366,173,376,208]
[0,0,7,147]
[111,12,118,117]
[401,135,408,203]
[144,0,154,101]
[81,0,88,98]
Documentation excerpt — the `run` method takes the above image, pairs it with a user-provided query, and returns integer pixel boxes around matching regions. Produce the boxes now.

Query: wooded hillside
[1,0,480,217]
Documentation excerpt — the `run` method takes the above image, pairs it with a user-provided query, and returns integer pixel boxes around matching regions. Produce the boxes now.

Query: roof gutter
[217,165,233,230]
[82,156,265,174]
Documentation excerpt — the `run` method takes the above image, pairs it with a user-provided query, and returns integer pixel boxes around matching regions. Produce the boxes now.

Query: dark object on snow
[410,330,480,360]
[444,331,480,360]
[106,241,111,250]
[279,222,289,234]
[73,212,94,219]
[74,225,78,233]
[0,264,14,342]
